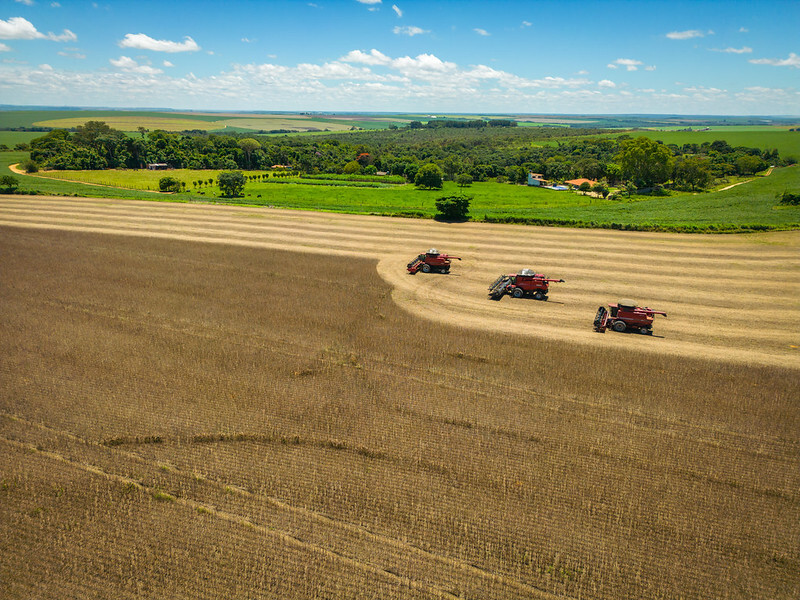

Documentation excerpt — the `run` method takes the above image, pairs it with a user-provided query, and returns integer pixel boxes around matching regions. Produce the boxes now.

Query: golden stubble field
[1,196,798,600]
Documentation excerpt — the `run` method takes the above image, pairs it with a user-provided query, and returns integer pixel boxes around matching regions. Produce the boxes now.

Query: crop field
[0,110,399,133]
[0,197,798,599]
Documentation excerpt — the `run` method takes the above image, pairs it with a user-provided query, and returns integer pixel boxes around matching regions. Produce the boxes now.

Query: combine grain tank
[593,300,667,334]
[488,269,565,300]
[407,249,461,274]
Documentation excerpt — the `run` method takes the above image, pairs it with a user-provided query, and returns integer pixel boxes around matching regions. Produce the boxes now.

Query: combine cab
[593,300,667,334]
[488,269,565,300]
[407,249,461,274]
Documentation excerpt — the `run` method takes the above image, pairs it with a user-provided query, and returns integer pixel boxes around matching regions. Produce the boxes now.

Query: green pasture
[3,151,798,232]
[619,129,800,159]
[0,131,42,147]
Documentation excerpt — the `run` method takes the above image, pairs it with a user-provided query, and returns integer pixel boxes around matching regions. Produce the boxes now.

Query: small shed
[147,163,169,170]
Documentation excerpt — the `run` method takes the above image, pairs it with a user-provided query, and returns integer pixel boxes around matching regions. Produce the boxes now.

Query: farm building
[527,172,546,186]
[146,163,170,170]
[564,178,597,189]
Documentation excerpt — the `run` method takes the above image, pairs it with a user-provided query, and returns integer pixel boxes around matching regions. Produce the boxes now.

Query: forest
[22,120,787,191]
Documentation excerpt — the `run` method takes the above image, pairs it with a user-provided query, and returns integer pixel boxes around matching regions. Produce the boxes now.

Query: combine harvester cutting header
[488,269,565,300]
[407,249,461,274]
[593,300,667,335]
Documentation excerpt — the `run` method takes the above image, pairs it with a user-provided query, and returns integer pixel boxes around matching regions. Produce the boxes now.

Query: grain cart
[593,300,667,335]
[488,269,565,300]
[407,249,461,274]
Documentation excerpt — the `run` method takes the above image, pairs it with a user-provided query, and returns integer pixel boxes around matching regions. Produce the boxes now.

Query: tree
[217,171,245,197]
[238,138,261,170]
[736,154,767,176]
[158,176,182,193]
[342,160,362,174]
[456,173,473,188]
[674,156,712,190]
[0,175,19,193]
[442,155,461,181]
[578,181,592,193]
[591,182,609,198]
[616,137,673,187]
[415,163,444,189]
[434,195,471,221]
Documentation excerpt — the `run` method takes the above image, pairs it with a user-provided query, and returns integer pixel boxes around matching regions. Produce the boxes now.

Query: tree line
[24,120,790,193]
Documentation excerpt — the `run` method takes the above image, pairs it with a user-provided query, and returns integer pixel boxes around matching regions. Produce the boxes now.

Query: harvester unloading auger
[488,269,565,300]
[407,249,461,274]
[593,300,667,335]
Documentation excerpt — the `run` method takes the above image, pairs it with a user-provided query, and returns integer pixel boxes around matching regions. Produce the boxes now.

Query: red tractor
[593,300,667,335]
[488,269,565,300]
[407,249,461,274]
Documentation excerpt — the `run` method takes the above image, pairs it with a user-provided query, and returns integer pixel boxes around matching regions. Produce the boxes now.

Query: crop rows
[1,225,797,599]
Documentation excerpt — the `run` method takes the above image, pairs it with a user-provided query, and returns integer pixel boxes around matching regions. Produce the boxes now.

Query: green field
[4,150,798,232]
[0,131,42,147]
[0,110,404,134]
[625,129,800,160]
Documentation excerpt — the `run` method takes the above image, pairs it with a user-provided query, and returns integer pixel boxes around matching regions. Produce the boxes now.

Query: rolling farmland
[1,196,798,599]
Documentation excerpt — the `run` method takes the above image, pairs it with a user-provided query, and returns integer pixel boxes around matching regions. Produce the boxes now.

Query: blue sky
[1,0,798,114]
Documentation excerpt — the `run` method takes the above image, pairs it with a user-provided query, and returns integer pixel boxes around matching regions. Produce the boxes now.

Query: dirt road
[1,195,797,368]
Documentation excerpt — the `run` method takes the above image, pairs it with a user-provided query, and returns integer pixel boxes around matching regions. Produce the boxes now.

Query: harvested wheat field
[1,196,798,600]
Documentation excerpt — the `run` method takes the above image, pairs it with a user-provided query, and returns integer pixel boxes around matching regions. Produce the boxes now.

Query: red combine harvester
[407,249,461,274]
[593,300,667,335]
[488,269,565,300]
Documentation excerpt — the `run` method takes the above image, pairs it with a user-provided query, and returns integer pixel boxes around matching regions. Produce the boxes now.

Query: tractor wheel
[421,263,431,273]
[512,287,524,298]
[611,320,626,332]
[640,327,652,335]
[441,266,450,274]
[533,290,545,300]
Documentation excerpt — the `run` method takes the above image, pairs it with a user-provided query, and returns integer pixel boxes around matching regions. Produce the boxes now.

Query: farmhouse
[527,172,546,186]
[564,178,597,189]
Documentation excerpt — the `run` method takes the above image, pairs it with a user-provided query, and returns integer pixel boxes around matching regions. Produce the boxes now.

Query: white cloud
[666,29,706,40]
[0,43,11,52]
[644,65,656,71]
[393,25,427,36]
[241,37,255,43]
[576,70,588,75]
[474,28,490,36]
[749,53,800,69]
[356,0,382,4]
[341,49,391,65]
[610,58,642,71]
[51,2,61,6]
[2,45,796,114]
[711,46,752,54]
[16,0,35,6]
[163,60,174,67]
[0,16,76,42]
[392,4,402,17]
[606,63,618,70]
[58,49,85,59]
[738,27,748,33]
[119,33,200,53]
[521,21,531,27]
[110,55,163,74]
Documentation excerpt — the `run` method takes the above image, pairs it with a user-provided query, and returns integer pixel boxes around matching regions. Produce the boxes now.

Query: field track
[1,194,798,368]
